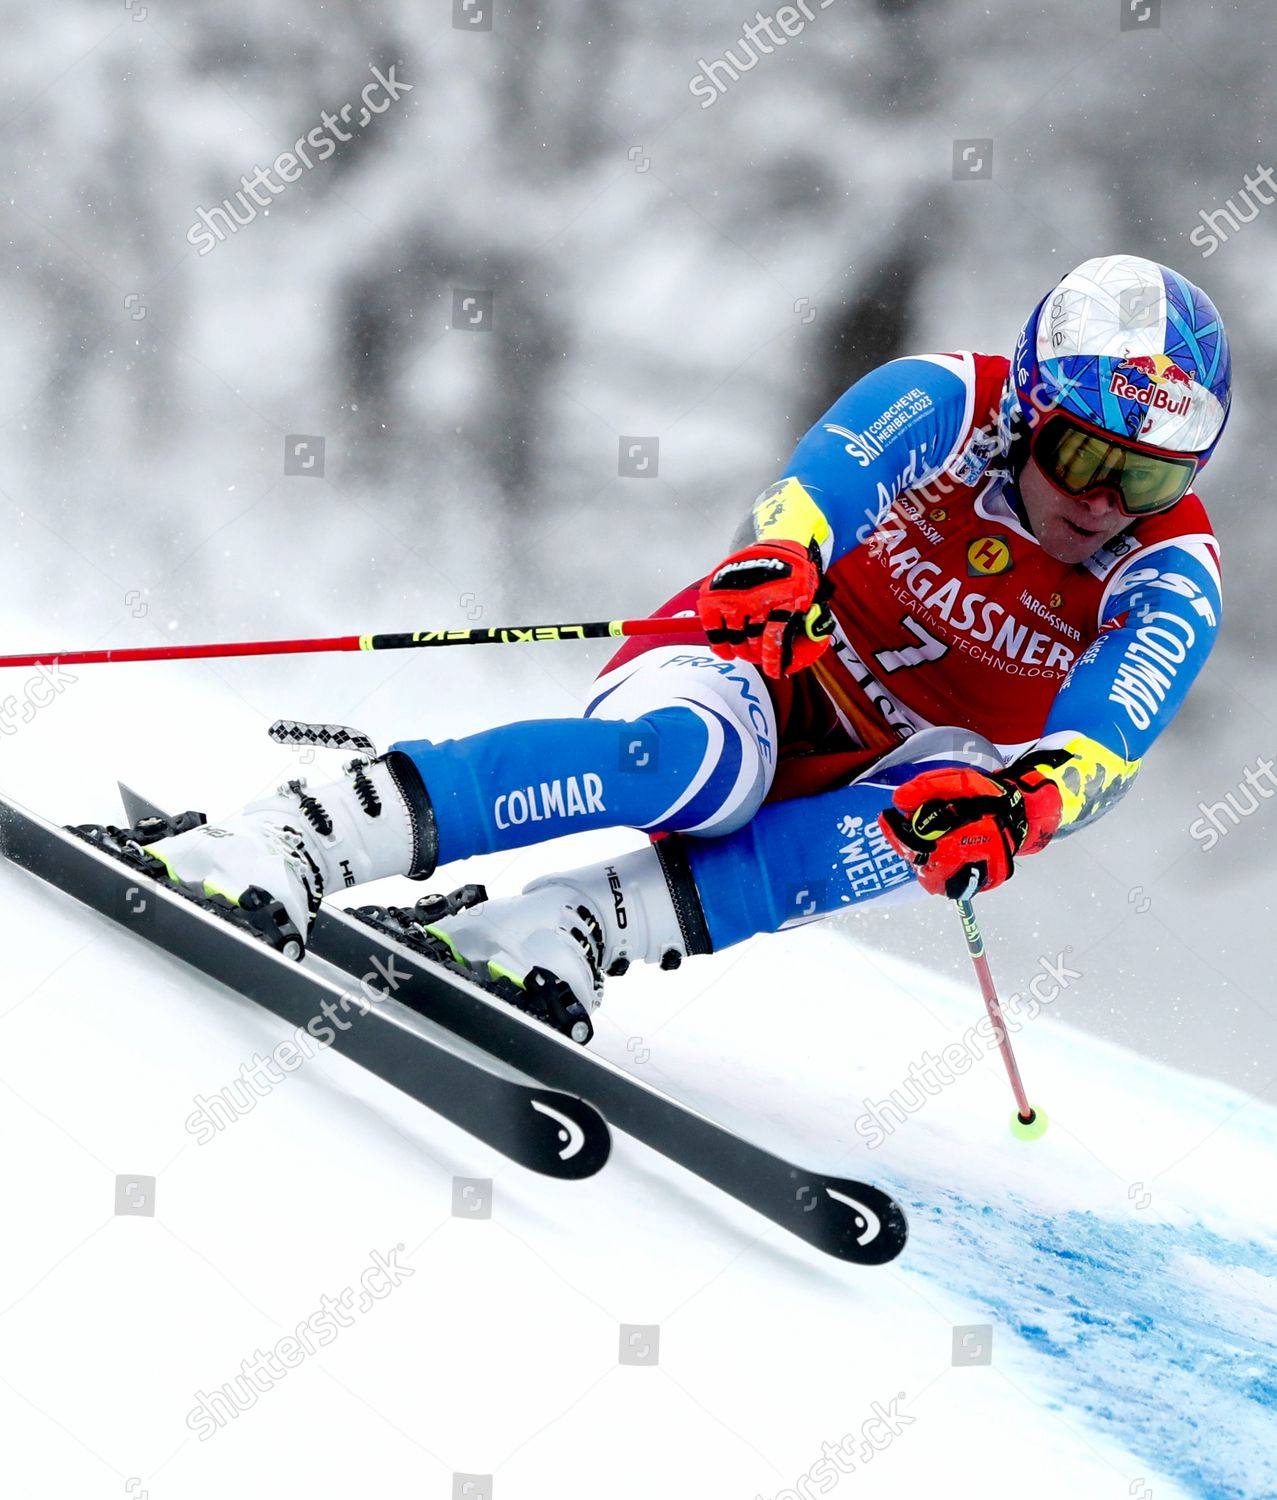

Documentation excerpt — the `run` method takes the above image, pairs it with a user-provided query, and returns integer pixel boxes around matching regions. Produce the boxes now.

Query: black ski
[114,785,907,1264]
[312,905,907,1265]
[0,792,610,1180]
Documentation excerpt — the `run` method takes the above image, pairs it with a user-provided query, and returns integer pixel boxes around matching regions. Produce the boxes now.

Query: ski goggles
[1031,412,1199,517]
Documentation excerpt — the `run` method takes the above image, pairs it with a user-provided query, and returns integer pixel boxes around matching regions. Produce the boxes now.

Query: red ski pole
[0,615,700,671]
[953,891,1048,1140]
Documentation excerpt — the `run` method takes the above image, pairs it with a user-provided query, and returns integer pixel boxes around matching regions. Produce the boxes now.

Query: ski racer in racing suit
[129,254,1232,1031]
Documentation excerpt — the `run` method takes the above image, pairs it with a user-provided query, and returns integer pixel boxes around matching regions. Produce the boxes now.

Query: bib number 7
[874,615,949,674]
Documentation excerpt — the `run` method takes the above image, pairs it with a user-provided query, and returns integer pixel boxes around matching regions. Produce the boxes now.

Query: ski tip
[795,1175,909,1266]
[525,1091,612,1179]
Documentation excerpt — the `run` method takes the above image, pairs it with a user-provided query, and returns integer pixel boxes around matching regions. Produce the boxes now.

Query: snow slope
[0,648,1275,1500]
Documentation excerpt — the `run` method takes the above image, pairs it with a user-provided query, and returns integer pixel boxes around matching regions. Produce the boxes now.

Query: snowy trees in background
[0,0,1272,1078]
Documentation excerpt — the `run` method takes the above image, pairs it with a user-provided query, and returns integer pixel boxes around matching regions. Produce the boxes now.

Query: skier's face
[1017,454,1132,564]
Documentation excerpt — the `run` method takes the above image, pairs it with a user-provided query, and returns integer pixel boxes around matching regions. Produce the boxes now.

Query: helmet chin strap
[1001,419,1037,536]
[985,389,1038,534]
[1003,472,1034,534]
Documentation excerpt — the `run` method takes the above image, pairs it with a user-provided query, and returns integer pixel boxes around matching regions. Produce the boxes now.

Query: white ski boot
[432,845,698,1001]
[356,841,708,1043]
[112,752,437,956]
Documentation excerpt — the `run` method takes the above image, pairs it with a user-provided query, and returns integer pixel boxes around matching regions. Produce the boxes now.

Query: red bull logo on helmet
[1109,353,1196,415]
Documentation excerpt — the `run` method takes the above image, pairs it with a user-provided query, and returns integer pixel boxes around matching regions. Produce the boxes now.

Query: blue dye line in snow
[904,1190,1277,1500]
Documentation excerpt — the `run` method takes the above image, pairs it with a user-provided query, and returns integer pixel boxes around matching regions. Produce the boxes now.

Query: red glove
[878,762,1064,898]
[697,539,835,678]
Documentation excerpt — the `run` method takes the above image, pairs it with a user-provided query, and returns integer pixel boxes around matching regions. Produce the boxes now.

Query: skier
[112,254,1230,1033]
